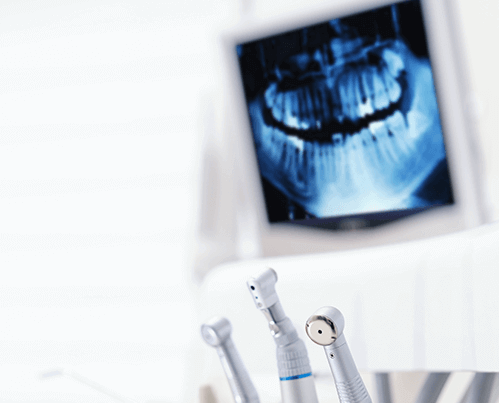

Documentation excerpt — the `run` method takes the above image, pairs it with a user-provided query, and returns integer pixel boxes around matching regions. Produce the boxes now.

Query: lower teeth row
[260,110,419,191]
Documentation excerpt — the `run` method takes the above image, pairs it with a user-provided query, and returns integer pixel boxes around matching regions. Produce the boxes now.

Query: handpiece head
[201,316,232,347]
[246,268,279,309]
[305,306,345,346]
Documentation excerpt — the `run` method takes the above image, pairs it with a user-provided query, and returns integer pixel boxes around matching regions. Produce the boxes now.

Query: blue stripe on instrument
[279,372,312,381]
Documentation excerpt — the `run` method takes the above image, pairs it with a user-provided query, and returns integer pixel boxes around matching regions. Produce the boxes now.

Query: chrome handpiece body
[247,268,319,403]
[201,317,260,403]
[306,306,372,403]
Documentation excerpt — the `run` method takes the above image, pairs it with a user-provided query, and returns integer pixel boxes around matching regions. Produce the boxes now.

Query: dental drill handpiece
[306,307,372,403]
[247,268,319,403]
[201,317,260,403]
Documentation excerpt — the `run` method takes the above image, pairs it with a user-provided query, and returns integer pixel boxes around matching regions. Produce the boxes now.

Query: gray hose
[461,373,497,403]
[414,372,450,403]
[374,373,392,403]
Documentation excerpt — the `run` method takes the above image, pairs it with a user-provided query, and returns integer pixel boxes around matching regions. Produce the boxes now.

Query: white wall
[0,0,236,401]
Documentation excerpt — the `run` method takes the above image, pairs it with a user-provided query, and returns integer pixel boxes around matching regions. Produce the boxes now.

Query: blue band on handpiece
[279,372,312,381]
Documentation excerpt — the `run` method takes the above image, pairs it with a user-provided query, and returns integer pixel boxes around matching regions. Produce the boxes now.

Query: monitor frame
[219,0,490,258]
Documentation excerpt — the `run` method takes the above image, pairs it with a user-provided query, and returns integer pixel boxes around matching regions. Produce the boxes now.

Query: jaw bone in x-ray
[237,1,453,222]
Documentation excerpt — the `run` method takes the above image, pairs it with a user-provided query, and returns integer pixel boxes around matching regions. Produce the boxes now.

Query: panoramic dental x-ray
[236,0,454,223]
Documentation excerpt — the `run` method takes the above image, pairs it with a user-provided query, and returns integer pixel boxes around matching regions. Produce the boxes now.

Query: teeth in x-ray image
[249,27,448,218]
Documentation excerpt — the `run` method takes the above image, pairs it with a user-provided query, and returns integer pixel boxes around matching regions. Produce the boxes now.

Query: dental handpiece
[306,306,372,403]
[201,317,260,403]
[247,268,319,403]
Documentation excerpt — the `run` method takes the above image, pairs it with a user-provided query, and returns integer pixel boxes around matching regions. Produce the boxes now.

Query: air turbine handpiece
[201,317,260,403]
[247,268,319,403]
[306,307,372,403]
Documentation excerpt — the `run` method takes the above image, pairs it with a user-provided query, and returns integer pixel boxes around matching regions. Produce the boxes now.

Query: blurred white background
[0,0,498,402]
[0,0,237,401]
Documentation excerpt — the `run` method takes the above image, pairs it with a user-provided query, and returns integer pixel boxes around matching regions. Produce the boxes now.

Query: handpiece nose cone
[305,306,345,346]
[201,317,232,347]
[306,317,336,346]
[247,268,279,309]
[248,268,278,287]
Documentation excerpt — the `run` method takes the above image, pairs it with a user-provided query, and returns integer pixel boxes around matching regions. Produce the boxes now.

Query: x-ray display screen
[236,0,454,225]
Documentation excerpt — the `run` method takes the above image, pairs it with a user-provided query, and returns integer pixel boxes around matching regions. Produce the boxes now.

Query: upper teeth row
[265,50,404,130]
[263,110,412,163]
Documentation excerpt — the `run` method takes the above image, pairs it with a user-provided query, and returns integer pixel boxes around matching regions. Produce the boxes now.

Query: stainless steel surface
[247,268,318,403]
[306,315,339,346]
[201,317,232,347]
[280,375,321,403]
[306,306,372,403]
[201,317,260,403]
